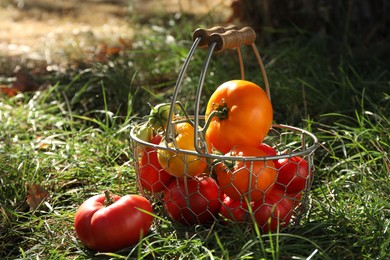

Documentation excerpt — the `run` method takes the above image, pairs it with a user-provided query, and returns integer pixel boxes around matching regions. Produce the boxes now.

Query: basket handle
[192,26,270,154]
[165,26,269,153]
[208,27,256,53]
[192,25,239,48]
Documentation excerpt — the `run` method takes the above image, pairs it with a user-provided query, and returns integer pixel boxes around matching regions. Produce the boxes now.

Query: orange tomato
[214,145,277,202]
[205,80,273,154]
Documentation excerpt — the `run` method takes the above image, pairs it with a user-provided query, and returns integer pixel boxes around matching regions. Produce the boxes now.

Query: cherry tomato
[139,135,174,193]
[205,80,273,154]
[275,156,311,194]
[253,192,293,233]
[74,193,153,252]
[163,175,221,225]
[267,187,303,208]
[257,143,277,157]
[158,122,207,178]
[215,145,277,202]
[220,195,253,224]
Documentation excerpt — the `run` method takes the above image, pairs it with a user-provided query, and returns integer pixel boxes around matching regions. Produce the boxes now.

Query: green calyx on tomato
[134,103,174,143]
[148,103,171,131]
[209,99,229,120]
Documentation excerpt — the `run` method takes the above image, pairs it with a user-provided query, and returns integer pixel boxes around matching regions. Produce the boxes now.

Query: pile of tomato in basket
[135,79,312,231]
[72,78,313,253]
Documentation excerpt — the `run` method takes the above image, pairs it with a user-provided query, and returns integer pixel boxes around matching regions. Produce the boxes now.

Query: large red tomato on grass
[205,80,273,154]
[253,192,293,233]
[139,135,174,193]
[163,175,221,225]
[74,192,153,252]
[215,145,277,202]
[275,156,311,194]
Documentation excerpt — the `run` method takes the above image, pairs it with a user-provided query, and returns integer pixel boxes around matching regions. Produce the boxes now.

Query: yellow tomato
[157,122,207,178]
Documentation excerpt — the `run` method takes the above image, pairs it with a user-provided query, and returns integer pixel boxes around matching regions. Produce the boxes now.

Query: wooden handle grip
[192,25,239,48]
[209,27,256,53]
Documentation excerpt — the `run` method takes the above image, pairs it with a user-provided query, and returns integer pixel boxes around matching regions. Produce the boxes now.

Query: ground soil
[0,0,231,70]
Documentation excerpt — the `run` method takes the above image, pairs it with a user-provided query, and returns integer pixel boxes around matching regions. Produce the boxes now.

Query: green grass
[1,12,390,259]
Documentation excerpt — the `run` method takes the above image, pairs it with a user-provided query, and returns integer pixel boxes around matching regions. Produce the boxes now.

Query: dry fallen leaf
[26,184,49,211]
[35,135,50,150]
[95,43,122,61]
[12,66,40,92]
[95,37,132,61]
[35,135,66,150]
[0,84,19,97]
[0,67,42,96]
[118,37,133,49]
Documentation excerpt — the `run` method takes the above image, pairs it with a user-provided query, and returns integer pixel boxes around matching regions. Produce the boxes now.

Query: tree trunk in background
[234,0,390,46]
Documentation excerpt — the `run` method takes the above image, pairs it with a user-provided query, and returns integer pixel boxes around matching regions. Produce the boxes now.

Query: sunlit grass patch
[0,7,389,258]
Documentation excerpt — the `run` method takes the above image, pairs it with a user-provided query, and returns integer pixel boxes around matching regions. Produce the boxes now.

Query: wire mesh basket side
[130,123,318,227]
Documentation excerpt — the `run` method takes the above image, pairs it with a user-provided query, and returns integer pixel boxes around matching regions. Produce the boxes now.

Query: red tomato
[139,135,174,193]
[205,80,273,154]
[220,195,253,224]
[164,176,221,225]
[74,193,153,252]
[267,187,303,208]
[215,145,277,202]
[253,193,293,233]
[257,143,277,157]
[275,156,311,194]
[289,191,303,208]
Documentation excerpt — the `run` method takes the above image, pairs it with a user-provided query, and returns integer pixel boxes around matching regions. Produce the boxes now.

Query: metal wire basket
[130,26,319,230]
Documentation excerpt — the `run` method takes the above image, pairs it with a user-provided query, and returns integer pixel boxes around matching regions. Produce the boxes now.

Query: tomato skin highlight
[139,135,174,193]
[164,176,221,225]
[157,122,207,178]
[74,193,153,252]
[205,80,273,154]
[257,143,277,157]
[215,145,277,202]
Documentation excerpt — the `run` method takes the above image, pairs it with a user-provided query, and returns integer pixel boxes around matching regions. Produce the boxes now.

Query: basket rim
[130,123,319,161]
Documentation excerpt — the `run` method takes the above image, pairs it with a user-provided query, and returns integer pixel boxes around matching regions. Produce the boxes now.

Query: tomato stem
[213,99,229,120]
[202,103,229,149]
[203,100,229,134]
[104,190,114,206]
[223,159,236,171]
